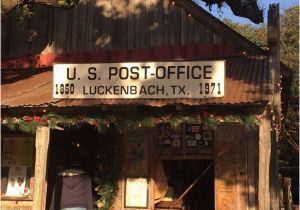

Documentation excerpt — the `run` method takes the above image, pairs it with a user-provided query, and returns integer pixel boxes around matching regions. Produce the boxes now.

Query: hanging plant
[93,173,118,210]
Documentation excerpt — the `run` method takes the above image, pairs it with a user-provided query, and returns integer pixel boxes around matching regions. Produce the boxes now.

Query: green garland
[1,112,261,134]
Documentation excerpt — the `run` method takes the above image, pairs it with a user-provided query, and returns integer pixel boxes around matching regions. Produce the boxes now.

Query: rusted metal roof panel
[1,56,272,108]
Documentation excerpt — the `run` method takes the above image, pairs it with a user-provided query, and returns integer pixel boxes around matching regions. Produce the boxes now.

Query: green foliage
[224,115,241,122]
[11,0,80,25]
[280,6,299,123]
[13,4,33,25]
[279,6,299,165]
[240,115,261,128]
[6,117,17,131]
[280,6,299,72]
[19,121,39,134]
[2,112,260,133]
[93,173,118,210]
[223,18,267,48]
[58,0,80,8]
[202,116,219,130]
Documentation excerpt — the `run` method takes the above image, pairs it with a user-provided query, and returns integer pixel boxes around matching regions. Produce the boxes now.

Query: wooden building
[1,1,291,210]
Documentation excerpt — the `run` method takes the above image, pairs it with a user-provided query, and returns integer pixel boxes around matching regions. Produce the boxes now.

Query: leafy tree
[223,6,299,165]
[279,6,299,165]
[223,18,267,48]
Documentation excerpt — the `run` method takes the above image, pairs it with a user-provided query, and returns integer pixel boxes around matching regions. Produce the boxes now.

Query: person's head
[63,153,86,170]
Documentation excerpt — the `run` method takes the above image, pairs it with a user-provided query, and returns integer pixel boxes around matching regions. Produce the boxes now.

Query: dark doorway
[45,124,120,210]
[161,159,214,210]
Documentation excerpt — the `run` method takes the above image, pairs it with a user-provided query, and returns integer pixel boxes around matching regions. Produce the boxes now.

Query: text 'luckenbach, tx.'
[53,61,225,99]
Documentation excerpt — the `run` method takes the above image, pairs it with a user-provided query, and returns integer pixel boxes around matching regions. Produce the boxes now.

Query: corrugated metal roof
[1,56,272,108]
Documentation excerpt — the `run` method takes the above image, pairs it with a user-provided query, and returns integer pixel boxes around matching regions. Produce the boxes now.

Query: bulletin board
[1,136,34,198]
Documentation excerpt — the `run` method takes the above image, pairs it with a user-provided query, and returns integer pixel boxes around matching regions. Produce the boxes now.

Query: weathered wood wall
[1,201,33,210]
[1,0,225,59]
[116,123,260,210]
[113,127,155,210]
[215,123,259,210]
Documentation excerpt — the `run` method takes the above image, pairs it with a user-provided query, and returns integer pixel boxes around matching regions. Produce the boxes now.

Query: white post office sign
[53,61,225,99]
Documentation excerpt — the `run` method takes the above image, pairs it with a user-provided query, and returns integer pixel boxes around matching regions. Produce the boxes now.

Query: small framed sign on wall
[124,177,148,208]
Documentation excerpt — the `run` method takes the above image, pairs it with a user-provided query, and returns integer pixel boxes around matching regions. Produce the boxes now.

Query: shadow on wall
[1,0,216,58]
[1,0,272,98]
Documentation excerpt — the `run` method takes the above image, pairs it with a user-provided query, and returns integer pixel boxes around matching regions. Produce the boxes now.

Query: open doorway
[45,124,121,210]
[156,159,214,210]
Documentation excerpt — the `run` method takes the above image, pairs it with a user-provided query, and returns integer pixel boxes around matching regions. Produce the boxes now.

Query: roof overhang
[1,55,272,108]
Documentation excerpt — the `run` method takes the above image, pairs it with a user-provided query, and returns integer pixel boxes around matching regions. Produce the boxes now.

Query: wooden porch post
[32,126,50,210]
[258,114,271,210]
[268,4,280,210]
[283,177,293,210]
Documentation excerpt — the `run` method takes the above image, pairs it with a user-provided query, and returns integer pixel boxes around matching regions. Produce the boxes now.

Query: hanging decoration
[1,112,261,134]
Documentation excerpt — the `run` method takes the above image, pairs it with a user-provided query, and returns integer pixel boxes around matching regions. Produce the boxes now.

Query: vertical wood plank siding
[1,0,223,59]
[215,123,249,210]
[246,127,259,210]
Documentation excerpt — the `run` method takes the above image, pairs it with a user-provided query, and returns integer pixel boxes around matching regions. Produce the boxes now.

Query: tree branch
[2,0,264,24]
[200,0,263,23]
